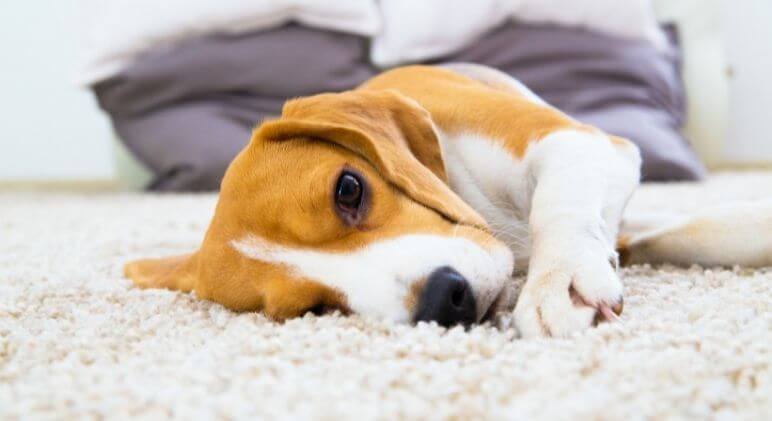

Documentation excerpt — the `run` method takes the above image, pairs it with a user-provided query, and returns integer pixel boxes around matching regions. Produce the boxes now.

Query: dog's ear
[279,89,449,181]
[124,253,199,292]
[257,89,487,229]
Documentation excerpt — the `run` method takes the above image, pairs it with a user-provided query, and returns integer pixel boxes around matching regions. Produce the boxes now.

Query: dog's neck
[438,131,533,271]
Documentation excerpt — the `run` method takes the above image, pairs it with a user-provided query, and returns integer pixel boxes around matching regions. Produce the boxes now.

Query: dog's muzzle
[412,266,477,327]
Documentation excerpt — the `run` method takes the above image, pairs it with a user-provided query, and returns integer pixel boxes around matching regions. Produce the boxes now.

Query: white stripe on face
[231,233,514,322]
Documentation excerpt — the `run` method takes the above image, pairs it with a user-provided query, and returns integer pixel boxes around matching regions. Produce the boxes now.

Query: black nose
[413,266,477,327]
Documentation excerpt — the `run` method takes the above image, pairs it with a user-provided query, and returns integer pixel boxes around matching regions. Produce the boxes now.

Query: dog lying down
[125,64,772,338]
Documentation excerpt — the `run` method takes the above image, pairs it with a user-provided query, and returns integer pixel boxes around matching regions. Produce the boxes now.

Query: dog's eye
[336,172,362,210]
[334,171,365,224]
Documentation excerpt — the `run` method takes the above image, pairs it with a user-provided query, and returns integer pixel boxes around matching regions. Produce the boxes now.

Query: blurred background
[1,0,770,191]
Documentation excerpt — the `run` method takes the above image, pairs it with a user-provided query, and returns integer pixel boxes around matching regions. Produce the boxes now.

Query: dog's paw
[514,254,623,338]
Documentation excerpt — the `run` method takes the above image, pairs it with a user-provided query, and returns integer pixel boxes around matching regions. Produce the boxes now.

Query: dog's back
[363,64,772,270]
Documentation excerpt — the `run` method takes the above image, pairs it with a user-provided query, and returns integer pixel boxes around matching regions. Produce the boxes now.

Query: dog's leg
[620,200,772,267]
[514,130,641,338]
[124,253,198,292]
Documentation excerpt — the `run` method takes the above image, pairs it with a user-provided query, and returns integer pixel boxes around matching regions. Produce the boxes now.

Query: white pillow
[75,0,381,85]
[371,0,666,68]
[514,0,667,49]
[371,0,514,67]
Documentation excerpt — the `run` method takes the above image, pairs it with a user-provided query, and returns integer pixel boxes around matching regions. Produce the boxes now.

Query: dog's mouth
[479,288,505,324]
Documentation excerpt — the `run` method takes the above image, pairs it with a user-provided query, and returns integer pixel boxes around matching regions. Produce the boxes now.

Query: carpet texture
[1,172,771,419]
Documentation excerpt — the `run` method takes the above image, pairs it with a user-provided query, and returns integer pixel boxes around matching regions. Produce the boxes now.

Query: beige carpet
[1,172,771,419]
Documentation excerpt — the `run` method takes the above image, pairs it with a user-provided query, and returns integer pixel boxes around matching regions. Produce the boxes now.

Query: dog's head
[125,90,514,326]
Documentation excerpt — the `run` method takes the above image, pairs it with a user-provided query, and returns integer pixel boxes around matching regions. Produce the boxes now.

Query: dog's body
[126,64,772,337]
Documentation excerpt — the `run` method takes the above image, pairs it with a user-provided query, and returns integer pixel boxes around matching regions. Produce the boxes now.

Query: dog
[125,64,772,337]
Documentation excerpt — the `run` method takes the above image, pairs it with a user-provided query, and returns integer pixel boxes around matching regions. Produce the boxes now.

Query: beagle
[125,64,772,337]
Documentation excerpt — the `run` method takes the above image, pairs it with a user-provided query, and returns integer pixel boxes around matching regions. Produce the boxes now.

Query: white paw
[514,252,623,338]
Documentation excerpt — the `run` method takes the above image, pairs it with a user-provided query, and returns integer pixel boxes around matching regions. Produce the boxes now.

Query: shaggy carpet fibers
[1,172,770,419]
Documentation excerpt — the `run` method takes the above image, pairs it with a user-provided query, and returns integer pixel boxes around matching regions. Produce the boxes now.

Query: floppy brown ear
[124,253,199,292]
[256,89,487,229]
[282,89,449,181]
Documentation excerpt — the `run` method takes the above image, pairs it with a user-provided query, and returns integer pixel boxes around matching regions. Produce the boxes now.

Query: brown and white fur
[125,64,772,338]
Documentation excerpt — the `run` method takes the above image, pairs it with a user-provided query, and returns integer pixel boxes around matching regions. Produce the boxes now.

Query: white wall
[0,1,114,182]
[724,0,772,164]
[654,0,729,168]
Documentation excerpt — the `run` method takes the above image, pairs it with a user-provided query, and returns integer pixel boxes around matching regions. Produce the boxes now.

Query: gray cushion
[95,24,374,191]
[95,22,704,191]
[448,22,704,181]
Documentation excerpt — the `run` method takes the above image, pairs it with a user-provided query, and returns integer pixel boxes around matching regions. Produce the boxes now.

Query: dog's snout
[413,266,477,327]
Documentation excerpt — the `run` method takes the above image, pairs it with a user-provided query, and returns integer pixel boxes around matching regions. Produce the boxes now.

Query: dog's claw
[598,302,623,323]
[611,297,624,316]
[570,283,624,324]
